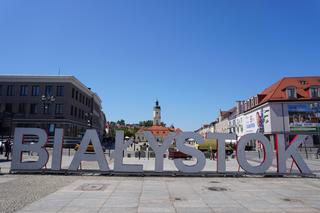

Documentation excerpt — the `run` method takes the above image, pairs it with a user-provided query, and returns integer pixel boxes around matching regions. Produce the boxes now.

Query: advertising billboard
[244,107,271,134]
[288,103,320,132]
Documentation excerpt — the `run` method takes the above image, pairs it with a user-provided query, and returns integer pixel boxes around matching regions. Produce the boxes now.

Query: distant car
[168,148,191,160]
[74,144,106,153]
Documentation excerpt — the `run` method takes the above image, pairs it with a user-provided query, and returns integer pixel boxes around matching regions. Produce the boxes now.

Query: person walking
[5,138,12,160]
[0,142,4,155]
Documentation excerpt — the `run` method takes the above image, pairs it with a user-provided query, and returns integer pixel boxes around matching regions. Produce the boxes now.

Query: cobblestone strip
[0,175,77,213]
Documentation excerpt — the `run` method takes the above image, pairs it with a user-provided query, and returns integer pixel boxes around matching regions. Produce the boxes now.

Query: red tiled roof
[259,76,320,104]
[137,125,182,137]
[220,107,236,119]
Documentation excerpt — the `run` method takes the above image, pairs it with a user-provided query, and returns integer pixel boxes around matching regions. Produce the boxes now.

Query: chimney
[236,100,244,114]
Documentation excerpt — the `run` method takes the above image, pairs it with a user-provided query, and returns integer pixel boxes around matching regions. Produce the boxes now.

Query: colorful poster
[288,103,320,132]
[245,109,264,134]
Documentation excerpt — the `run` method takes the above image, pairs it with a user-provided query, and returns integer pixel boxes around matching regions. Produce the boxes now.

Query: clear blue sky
[1,0,320,131]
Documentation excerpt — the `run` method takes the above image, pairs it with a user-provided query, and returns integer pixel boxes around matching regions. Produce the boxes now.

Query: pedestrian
[0,142,4,155]
[317,147,320,159]
[5,138,12,160]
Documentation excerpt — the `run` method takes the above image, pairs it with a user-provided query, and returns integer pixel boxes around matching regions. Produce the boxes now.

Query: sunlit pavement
[0,150,320,213]
[12,176,320,213]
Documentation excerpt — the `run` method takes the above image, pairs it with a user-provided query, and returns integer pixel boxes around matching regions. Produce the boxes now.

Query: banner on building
[244,107,271,134]
[288,103,320,132]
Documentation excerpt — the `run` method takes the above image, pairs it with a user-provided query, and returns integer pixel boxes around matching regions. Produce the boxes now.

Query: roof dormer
[310,86,320,98]
[286,86,297,99]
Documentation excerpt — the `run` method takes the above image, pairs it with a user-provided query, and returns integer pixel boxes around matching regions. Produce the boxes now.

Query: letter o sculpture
[237,133,273,174]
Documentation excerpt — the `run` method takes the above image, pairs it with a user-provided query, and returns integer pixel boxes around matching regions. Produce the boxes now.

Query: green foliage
[107,120,139,140]
[139,120,153,127]
[139,120,166,127]
[116,119,125,126]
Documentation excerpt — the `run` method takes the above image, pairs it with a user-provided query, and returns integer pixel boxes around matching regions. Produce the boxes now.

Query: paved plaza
[0,175,319,213]
[0,149,319,213]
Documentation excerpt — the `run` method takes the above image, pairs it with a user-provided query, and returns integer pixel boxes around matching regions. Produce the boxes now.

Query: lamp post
[85,112,93,127]
[40,95,56,134]
[41,95,56,114]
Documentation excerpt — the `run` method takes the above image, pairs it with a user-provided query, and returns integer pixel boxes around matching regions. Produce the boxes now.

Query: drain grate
[76,183,108,191]
[207,187,228,192]
[282,198,301,203]
[171,197,185,202]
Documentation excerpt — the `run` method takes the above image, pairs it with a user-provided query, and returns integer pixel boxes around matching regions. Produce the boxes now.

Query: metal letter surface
[69,129,109,171]
[144,131,175,172]
[114,131,143,172]
[276,134,311,174]
[11,128,49,170]
[207,133,236,173]
[174,132,206,173]
[51,129,64,170]
[237,133,273,174]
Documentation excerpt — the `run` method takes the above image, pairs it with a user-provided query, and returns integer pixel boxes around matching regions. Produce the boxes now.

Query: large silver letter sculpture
[114,131,143,172]
[276,134,311,174]
[51,129,64,170]
[144,131,175,172]
[69,129,109,171]
[174,132,206,173]
[207,133,236,173]
[237,133,273,174]
[11,128,49,170]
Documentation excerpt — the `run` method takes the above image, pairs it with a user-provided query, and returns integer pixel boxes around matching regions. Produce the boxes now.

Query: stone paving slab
[15,177,320,213]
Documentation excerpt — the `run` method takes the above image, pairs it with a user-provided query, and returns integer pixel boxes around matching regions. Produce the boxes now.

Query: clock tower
[153,100,161,126]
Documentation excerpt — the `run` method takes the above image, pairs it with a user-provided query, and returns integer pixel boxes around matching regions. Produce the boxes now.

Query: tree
[160,122,166,127]
[116,119,125,126]
[139,120,153,127]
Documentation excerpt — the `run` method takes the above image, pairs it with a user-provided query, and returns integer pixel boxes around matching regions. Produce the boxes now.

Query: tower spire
[153,100,161,126]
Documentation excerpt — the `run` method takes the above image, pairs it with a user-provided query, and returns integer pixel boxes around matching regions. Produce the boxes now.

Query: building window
[32,85,40,96]
[300,80,307,85]
[18,103,26,113]
[70,105,74,116]
[72,88,75,98]
[310,87,320,98]
[20,85,28,96]
[7,85,14,96]
[0,85,2,96]
[75,91,78,100]
[56,86,64,97]
[5,103,12,113]
[45,85,53,96]
[286,87,297,99]
[74,107,78,118]
[30,104,39,114]
[55,104,64,114]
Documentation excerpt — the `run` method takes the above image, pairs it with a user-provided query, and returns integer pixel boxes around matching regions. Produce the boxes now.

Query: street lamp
[41,95,56,114]
[85,112,93,127]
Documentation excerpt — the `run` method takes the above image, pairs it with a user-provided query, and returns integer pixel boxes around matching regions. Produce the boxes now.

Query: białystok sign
[11,128,312,175]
